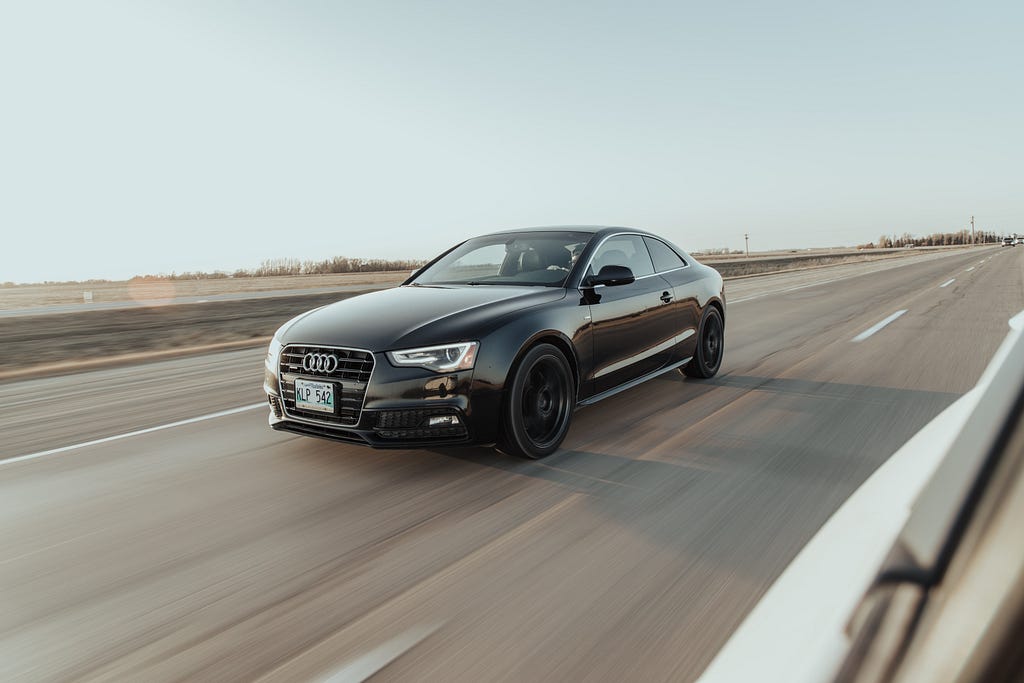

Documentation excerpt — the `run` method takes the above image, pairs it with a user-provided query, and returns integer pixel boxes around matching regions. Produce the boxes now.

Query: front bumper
[264,349,483,448]
[267,399,473,448]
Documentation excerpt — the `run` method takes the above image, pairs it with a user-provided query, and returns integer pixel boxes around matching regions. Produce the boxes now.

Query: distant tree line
[693,247,745,255]
[2,278,116,287]
[130,256,426,281]
[861,230,1002,249]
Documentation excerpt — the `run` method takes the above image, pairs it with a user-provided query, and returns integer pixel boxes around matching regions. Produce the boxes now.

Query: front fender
[467,297,590,443]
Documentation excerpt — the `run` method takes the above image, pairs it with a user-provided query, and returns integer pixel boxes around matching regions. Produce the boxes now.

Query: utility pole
[971,215,975,246]
[744,233,749,257]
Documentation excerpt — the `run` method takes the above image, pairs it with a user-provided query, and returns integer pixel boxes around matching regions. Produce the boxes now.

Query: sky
[2,1,1022,283]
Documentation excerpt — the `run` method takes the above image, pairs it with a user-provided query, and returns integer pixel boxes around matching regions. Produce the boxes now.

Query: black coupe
[263,227,725,458]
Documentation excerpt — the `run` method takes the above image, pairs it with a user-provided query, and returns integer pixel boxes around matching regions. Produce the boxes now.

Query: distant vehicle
[1017,237,1023,245]
[1002,237,1015,246]
[263,227,726,458]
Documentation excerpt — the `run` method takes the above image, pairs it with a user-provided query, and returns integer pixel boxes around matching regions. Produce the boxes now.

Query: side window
[644,237,687,272]
[589,235,655,279]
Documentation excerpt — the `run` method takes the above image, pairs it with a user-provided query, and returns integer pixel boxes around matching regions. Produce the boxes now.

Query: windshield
[412,231,593,287]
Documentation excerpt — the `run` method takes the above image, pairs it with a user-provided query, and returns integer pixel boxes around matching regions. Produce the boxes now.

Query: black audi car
[264,227,725,458]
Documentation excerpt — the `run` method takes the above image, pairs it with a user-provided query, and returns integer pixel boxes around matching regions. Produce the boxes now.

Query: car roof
[481,225,656,239]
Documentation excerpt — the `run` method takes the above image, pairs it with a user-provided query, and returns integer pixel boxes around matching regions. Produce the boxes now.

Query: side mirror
[589,264,635,287]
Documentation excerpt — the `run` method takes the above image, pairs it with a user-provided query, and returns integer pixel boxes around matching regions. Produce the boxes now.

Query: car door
[584,234,678,395]
[643,236,702,364]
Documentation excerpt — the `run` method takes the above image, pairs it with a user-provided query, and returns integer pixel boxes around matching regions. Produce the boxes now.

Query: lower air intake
[374,408,468,440]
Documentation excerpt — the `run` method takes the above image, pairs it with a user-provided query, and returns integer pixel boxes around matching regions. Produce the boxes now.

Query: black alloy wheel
[684,306,724,379]
[499,343,575,459]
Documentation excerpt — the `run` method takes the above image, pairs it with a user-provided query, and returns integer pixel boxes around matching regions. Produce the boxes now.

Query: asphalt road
[1,245,1021,682]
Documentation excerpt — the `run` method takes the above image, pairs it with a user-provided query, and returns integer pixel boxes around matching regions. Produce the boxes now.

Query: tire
[683,306,724,379]
[498,343,576,459]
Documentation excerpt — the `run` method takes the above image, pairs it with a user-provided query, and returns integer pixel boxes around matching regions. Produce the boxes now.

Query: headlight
[265,335,283,371]
[387,341,478,372]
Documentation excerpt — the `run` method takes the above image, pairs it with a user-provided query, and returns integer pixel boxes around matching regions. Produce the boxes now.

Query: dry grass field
[0,271,409,310]
[0,291,357,377]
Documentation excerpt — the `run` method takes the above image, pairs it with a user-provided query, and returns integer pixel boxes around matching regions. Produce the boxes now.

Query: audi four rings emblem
[302,352,339,373]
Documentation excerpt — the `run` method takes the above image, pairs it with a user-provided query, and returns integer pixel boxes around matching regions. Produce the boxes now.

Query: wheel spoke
[704,318,722,366]
[523,373,538,397]
[524,411,544,438]
[533,366,548,392]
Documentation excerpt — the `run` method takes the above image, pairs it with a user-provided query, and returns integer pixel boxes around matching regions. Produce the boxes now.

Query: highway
[1,245,1021,682]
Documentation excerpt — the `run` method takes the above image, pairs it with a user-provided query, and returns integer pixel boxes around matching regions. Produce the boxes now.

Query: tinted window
[644,237,686,272]
[588,235,655,278]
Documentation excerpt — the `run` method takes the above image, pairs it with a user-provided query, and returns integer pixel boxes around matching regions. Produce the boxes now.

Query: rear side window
[644,237,687,272]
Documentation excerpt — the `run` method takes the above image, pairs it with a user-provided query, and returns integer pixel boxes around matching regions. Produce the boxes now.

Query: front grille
[279,345,374,427]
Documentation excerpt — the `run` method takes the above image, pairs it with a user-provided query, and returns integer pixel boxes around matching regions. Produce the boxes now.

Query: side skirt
[576,356,693,408]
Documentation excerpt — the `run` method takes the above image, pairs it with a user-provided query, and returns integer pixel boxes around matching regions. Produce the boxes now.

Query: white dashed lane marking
[851,310,908,342]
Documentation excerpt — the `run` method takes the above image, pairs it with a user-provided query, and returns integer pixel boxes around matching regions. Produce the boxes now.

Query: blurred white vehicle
[700,309,1024,683]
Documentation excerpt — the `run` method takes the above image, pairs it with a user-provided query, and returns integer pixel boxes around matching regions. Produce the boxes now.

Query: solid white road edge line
[851,309,907,342]
[315,623,442,683]
[940,278,956,288]
[0,403,266,466]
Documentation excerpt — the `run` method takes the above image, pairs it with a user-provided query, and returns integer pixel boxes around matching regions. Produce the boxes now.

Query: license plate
[294,378,336,414]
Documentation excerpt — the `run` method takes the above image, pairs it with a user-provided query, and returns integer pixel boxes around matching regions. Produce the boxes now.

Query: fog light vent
[268,396,283,419]
[374,408,467,440]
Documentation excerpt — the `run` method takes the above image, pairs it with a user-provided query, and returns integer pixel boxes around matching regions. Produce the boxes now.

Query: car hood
[277,285,567,351]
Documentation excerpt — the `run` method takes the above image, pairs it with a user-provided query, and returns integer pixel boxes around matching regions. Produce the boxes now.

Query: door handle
[660,291,673,304]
